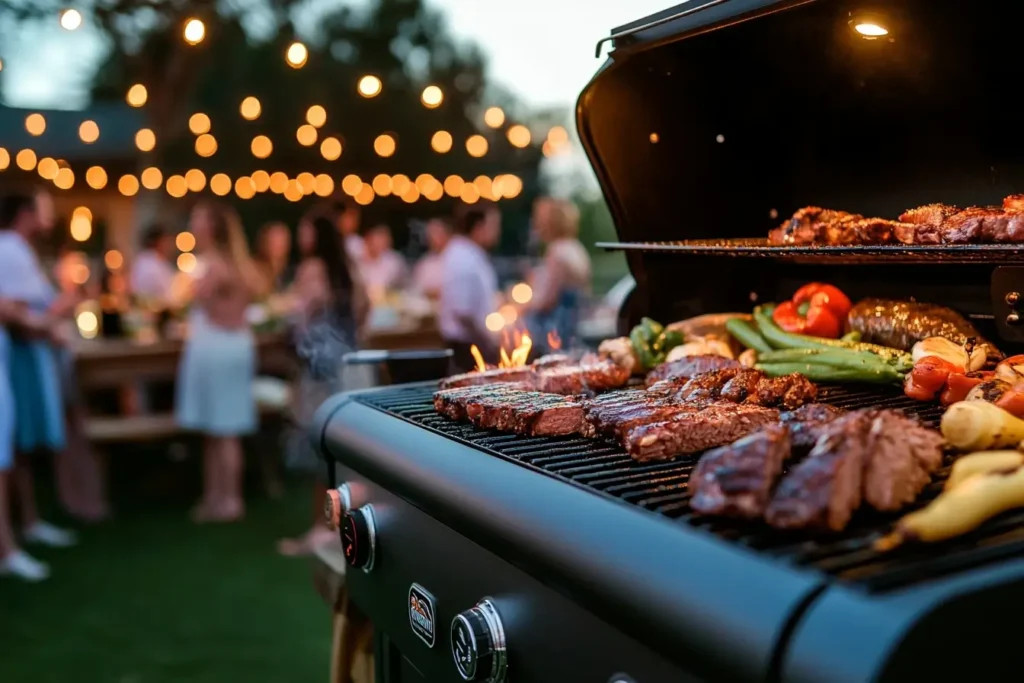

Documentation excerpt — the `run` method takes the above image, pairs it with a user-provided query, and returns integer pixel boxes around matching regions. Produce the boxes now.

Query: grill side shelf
[355,384,1024,593]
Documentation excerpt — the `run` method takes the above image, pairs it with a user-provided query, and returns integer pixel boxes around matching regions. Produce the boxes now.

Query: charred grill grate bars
[357,384,1024,592]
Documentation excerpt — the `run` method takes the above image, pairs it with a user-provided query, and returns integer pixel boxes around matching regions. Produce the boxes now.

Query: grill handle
[342,348,454,385]
[341,349,453,365]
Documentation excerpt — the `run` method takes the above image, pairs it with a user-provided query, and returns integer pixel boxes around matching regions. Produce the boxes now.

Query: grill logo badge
[408,584,437,648]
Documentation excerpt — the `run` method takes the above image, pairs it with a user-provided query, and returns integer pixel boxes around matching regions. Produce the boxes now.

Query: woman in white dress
[176,201,264,523]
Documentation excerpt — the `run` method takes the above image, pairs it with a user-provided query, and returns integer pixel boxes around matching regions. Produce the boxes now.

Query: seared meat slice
[1005,195,1024,213]
[582,391,682,439]
[535,355,631,395]
[938,207,1024,244]
[674,368,744,403]
[823,217,902,245]
[624,403,780,462]
[433,384,526,420]
[861,411,944,511]
[674,368,817,409]
[750,373,818,409]
[439,366,536,390]
[718,369,763,403]
[645,355,741,387]
[779,403,845,449]
[690,425,792,519]
[512,395,586,436]
[768,207,861,245]
[896,204,959,244]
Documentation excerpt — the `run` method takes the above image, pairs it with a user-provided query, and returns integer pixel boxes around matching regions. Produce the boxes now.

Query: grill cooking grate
[595,238,1024,265]
[357,384,1024,591]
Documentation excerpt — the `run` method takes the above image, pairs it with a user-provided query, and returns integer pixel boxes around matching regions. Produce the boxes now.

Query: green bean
[755,362,903,385]
[757,348,896,371]
[725,318,773,354]
[841,331,862,343]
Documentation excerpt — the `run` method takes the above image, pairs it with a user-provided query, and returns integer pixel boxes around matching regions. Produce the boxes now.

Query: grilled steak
[435,384,585,436]
[779,403,845,449]
[690,425,791,519]
[624,403,780,462]
[510,395,586,436]
[645,355,741,386]
[768,207,861,245]
[1005,195,1024,213]
[861,411,944,511]
[534,355,631,395]
[439,367,537,390]
[673,368,817,409]
[846,298,1002,359]
[750,373,818,409]
[433,384,527,420]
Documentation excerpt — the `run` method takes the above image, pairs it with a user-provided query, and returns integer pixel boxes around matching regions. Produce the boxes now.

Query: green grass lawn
[0,455,331,683]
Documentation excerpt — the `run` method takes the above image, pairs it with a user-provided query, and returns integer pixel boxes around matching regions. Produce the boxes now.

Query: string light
[118,174,139,197]
[496,174,523,199]
[185,169,206,192]
[177,253,197,273]
[140,167,163,190]
[283,180,303,202]
[484,107,505,128]
[341,174,362,196]
[466,134,488,158]
[401,185,420,203]
[166,175,187,198]
[210,173,231,196]
[53,167,74,188]
[548,126,569,146]
[358,75,382,98]
[320,137,342,161]
[443,175,464,197]
[251,135,273,159]
[296,125,317,146]
[25,114,45,136]
[105,250,123,270]
[78,120,99,143]
[372,174,392,196]
[269,172,288,194]
[176,232,196,252]
[431,131,452,153]
[507,124,531,148]
[306,105,327,128]
[391,174,411,196]
[240,96,261,120]
[70,213,91,241]
[251,170,270,192]
[374,134,396,157]
[460,183,481,204]
[421,86,443,109]
[16,149,37,171]
[86,166,107,189]
[424,181,444,201]
[285,41,308,68]
[188,113,211,135]
[135,128,156,152]
[126,84,147,107]
[296,172,315,195]
[183,18,205,45]
[37,157,59,180]
[511,283,533,304]
[354,184,375,206]
[474,175,494,200]
[59,9,82,31]
[0,148,8,170]
[314,174,334,197]
[195,133,217,157]
[485,313,504,332]
[235,176,255,200]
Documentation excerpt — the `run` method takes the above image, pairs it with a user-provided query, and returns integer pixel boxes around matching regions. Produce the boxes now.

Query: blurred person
[440,205,502,373]
[524,198,591,353]
[360,223,408,298]
[255,221,292,294]
[0,193,78,568]
[130,224,176,305]
[412,217,452,298]
[277,209,369,557]
[330,199,365,262]
[176,201,264,523]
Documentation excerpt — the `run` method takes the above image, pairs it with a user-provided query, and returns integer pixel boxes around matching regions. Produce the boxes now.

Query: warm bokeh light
[140,167,163,190]
[374,134,396,157]
[306,105,327,128]
[548,126,569,146]
[314,174,334,197]
[166,175,188,198]
[499,304,518,325]
[269,172,288,194]
[85,166,107,189]
[341,174,362,196]
[507,124,531,148]
[77,310,98,338]
[443,175,464,197]
[401,185,420,203]
[431,130,452,153]
[78,120,99,143]
[251,170,270,192]
[296,172,315,195]
[484,106,505,128]
[251,135,273,159]
[296,124,317,146]
[511,283,533,304]
[283,180,303,203]
[415,173,436,192]
[70,214,92,241]
[25,113,45,136]
[176,231,196,252]
[372,174,392,197]
[354,184,375,206]
[460,183,481,204]
[358,75,382,98]
[485,312,505,332]
[240,96,261,120]
[235,176,255,200]
[854,22,888,37]
[105,250,124,270]
[53,168,74,190]
[421,85,443,108]
[188,112,210,135]
[135,128,156,152]
[500,174,523,199]
[0,148,9,170]
[210,173,231,196]
[423,182,444,201]
[320,137,342,161]
[126,84,147,107]
[60,9,83,31]
[177,253,197,273]
[391,174,411,196]
[73,206,92,221]
[185,168,206,192]
[37,157,58,180]
[286,41,308,68]
[183,18,205,45]
[118,174,139,197]
[466,134,488,158]
[195,133,217,157]
[474,175,494,200]
[16,149,37,171]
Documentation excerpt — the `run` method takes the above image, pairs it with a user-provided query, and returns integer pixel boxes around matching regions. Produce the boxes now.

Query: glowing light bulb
[16,149,37,171]
[431,130,453,153]
[195,133,217,157]
[320,137,342,161]
[511,283,533,304]
[135,128,156,152]
[484,107,505,128]
[79,120,99,143]
[118,174,139,197]
[240,96,261,120]
[296,125,317,147]
[176,232,196,252]
[306,105,327,128]
[251,135,273,159]
[183,18,205,45]
[60,9,82,31]
[105,250,123,270]
[188,112,210,135]
[374,134,396,158]
[421,85,443,109]
[210,173,231,196]
[443,175,464,197]
[507,124,531,148]
[185,169,206,192]
[358,75,382,98]
[140,167,163,190]
[854,22,888,37]
[126,84,147,107]
[86,166,107,189]
[466,134,488,158]
[25,113,46,136]
[286,41,308,68]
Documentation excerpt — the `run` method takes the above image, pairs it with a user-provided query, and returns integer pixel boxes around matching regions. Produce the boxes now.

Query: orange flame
[470,344,487,373]
[547,330,562,350]
[500,332,532,368]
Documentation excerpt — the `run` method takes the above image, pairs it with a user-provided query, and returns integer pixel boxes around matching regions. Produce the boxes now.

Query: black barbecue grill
[317,1,1024,681]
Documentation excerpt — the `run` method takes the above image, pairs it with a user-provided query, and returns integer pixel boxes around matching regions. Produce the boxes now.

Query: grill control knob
[451,599,507,682]
[1007,291,1021,307]
[324,483,352,530]
[341,505,376,572]
[1008,312,1022,326]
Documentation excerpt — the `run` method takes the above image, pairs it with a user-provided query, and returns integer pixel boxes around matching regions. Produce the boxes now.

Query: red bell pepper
[939,371,995,406]
[995,390,1024,418]
[772,283,851,338]
[904,355,959,401]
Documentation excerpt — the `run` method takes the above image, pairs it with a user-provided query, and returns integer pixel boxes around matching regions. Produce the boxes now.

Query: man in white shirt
[439,205,502,372]
[360,224,408,299]
[412,218,452,299]
[130,225,176,305]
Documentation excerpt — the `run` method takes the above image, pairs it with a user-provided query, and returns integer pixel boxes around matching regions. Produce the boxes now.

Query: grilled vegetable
[840,331,862,343]
[910,336,979,371]
[665,337,734,362]
[903,356,960,402]
[940,401,1024,451]
[628,318,685,371]
[772,283,851,339]
[945,451,1024,491]
[876,466,1024,551]
[755,362,902,384]
[994,354,1024,384]
[630,326,658,370]
[725,318,773,354]
[598,337,640,375]
[940,371,995,406]
[758,348,898,371]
